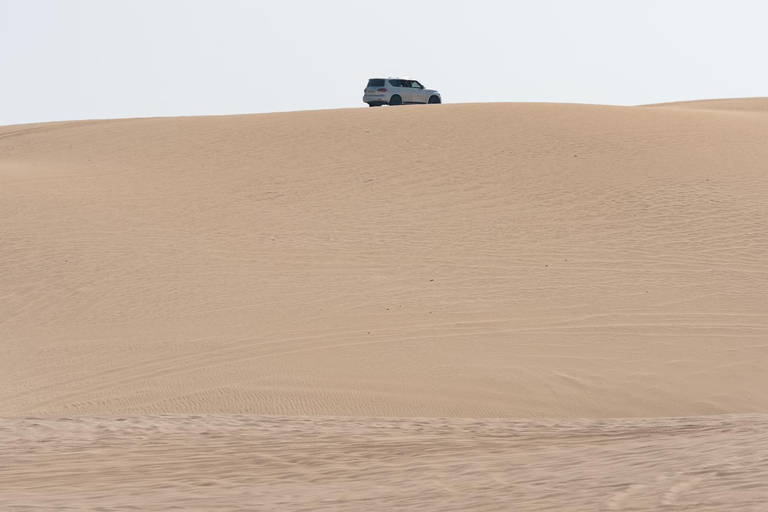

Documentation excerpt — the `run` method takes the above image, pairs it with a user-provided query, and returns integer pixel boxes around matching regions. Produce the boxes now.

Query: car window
[412,81,424,89]
[367,79,385,87]
[388,79,403,87]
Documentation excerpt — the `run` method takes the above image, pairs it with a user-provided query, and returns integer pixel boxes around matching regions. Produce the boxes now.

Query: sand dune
[2,102,766,418]
[1,100,767,510]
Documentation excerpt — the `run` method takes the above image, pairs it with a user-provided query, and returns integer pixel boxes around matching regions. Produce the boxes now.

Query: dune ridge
[643,96,768,112]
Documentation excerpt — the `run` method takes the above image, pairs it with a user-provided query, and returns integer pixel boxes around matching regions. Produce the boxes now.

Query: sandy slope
[2,100,768,511]
[2,414,767,511]
[1,101,767,419]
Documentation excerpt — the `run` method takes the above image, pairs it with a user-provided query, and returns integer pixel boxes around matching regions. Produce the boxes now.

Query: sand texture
[1,99,767,509]
[2,414,768,511]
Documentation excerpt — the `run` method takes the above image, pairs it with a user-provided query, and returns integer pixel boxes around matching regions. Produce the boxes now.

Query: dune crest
[644,96,768,112]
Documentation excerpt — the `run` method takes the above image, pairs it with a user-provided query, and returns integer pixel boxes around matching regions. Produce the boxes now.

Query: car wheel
[389,95,402,106]
[428,96,441,104]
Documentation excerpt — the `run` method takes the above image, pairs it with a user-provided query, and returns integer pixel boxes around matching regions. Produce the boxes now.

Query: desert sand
[1,100,767,510]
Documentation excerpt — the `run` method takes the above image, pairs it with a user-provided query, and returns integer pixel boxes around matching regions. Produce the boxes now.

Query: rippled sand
[2,414,767,511]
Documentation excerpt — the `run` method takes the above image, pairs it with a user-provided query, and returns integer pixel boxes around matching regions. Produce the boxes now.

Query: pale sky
[1,0,767,126]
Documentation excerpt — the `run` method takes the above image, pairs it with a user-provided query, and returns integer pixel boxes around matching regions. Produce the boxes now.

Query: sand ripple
[2,414,767,511]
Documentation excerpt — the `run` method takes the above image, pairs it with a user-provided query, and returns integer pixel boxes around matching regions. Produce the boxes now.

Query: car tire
[389,95,402,106]
[428,96,441,104]
[368,103,381,107]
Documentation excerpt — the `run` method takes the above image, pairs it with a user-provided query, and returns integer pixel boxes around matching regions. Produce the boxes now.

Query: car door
[410,81,429,103]
[395,80,414,103]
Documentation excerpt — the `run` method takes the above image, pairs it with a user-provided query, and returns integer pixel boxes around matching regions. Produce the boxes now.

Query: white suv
[363,78,442,107]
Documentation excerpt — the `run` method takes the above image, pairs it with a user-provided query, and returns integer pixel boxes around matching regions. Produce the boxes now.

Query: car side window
[412,81,424,89]
[388,80,402,87]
